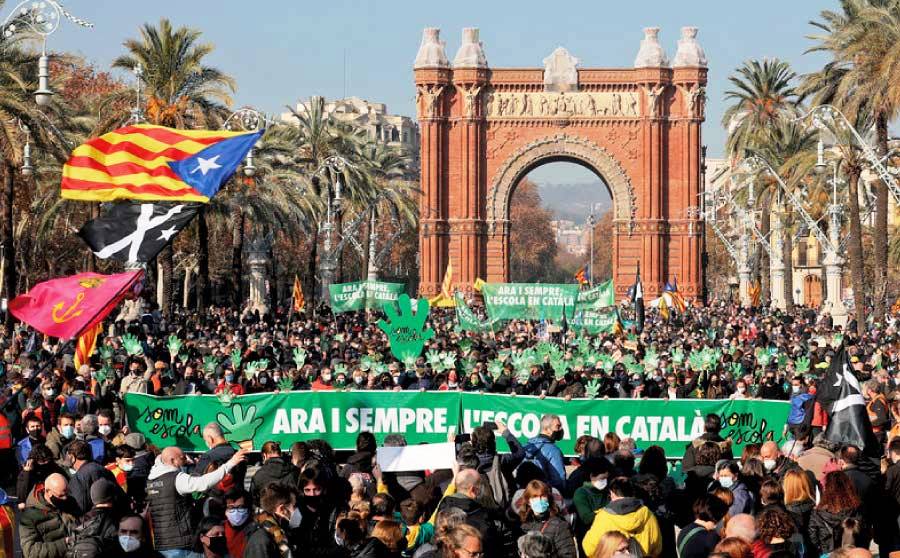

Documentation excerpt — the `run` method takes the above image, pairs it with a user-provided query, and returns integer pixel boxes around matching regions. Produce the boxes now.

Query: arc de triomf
[414,27,708,300]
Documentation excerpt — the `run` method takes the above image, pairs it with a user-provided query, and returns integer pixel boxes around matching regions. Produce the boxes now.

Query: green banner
[460,394,790,457]
[124,391,459,452]
[455,292,494,333]
[482,283,579,321]
[572,307,620,334]
[576,279,615,310]
[125,392,789,457]
[328,280,405,313]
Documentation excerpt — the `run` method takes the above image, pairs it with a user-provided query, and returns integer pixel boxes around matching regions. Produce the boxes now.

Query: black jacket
[347,538,391,558]
[808,507,867,556]
[193,442,245,488]
[680,433,733,470]
[250,457,299,501]
[68,506,119,558]
[68,462,120,517]
[520,516,577,558]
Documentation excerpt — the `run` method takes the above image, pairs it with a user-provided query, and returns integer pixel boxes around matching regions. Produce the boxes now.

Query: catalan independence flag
[61,124,263,202]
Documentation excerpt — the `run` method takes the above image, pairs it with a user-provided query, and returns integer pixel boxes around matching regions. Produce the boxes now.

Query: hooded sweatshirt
[582,497,662,558]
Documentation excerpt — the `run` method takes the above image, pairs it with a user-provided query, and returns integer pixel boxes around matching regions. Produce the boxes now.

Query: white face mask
[288,507,302,529]
[120,462,134,473]
[592,478,607,491]
[119,535,140,553]
[98,425,112,436]
[719,476,734,489]
[737,386,746,394]
[763,458,777,471]
[322,374,332,382]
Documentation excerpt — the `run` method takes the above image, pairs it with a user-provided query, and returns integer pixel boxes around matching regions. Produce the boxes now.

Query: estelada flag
[429,261,456,308]
[574,266,588,286]
[74,322,103,370]
[61,124,262,203]
[292,276,305,312]
[9,270,143,339]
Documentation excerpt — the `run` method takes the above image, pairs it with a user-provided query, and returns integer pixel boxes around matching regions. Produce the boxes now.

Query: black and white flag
[78,202,200,264]
[816,346,880,456]
[630,261,645,334]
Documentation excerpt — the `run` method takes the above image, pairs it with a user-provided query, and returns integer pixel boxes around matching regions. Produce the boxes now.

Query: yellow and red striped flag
[74,322,103,370]
[61,124,262,202]
[292,276,305,312]
[429,261,456,308]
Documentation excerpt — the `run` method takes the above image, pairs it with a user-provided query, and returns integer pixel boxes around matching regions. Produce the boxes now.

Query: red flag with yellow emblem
[9,270,143,339]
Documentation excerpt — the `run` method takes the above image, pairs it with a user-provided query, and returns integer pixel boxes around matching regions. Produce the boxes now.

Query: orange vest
[0,415,12,450]
[867,395,888,432]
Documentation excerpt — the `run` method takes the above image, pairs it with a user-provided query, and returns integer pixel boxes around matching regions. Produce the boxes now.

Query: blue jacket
[523,434,566,493]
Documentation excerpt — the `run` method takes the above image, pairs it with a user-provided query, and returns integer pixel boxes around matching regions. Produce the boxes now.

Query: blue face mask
[529,497,550,515]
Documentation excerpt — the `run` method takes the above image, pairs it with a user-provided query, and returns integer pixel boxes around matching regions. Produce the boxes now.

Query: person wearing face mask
[573,457,612,540]
[16,444,66,510]
[194,517,228,558]
[435,469,500,556]
[784,375,815,442]
[681,414,733,470]
[517,480,577,558]
[19,473,75,558]
[67,440,124,517]
[175,366,204,395]
[714,461,753,516]
[759,441,800,481]
[116,514,162,557]
[97,409,123,446]
[244,482,301,558]
[80,414,111,464]
[119,361,150,396]
[106,445,136,492]
[45,412,76,464]
[223,488,252,558]
[146,446,247,557]
[520,415,566,494]
[214,369,245,395]
[311,368,336,391]
[582,477,662,558]
[16,414,45,466]
[68,479,122,558]
[250,441,299,502]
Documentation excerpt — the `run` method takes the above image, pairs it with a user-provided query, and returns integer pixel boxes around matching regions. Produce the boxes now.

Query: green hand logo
[217,403,263,451]
[121,334,143,356]
[378,295,434,362]
[167,335,183,357]
[98,344,114,362]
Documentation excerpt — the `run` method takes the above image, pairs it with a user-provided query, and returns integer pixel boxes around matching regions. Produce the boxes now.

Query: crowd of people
[1,299,899,558]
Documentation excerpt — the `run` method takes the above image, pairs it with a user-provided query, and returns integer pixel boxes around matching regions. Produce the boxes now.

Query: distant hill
[534,181,612,223]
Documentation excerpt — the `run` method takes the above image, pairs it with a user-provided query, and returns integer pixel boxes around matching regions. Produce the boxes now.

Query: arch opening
[508,160,613,284]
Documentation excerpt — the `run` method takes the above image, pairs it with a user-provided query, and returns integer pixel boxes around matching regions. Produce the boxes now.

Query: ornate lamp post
[813,141,849,323]
[312,156,350,299]
[1,0,94,106]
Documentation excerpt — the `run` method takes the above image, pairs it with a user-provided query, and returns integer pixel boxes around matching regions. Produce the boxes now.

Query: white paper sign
[376,442,456,472]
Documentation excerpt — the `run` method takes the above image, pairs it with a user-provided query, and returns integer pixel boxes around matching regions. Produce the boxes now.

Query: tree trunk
[196,206,210,309]
[183,266,192,308]
[760,197,771,305]
[1,163,15,326]
[231,205,244,307]
[873,114,889,324]
[782,210,794,312]
[847,169,867,338]
[160,245,173,315]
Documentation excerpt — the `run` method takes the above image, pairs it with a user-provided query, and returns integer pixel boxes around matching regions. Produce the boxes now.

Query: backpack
[788,393,814,425]
[64,393,95,416]
[484,455,512,509]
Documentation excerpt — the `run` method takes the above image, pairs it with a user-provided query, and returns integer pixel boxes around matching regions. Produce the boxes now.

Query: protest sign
[126,391,789,457]
[482,283,578,321]
[328,280,405,313]
[576,279,615,310]
[377,442,456,472]
[378,294,434,361]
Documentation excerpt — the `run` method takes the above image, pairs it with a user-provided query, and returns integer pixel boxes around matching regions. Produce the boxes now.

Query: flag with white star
[78,202,200,263]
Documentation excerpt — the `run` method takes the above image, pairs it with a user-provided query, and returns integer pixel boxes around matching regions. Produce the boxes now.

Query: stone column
[822,204,848,325]
[450,28,489,293]
[739,227,752,307]
[414,28,451,297]
[246,250,268,315]
[769,205,786,310]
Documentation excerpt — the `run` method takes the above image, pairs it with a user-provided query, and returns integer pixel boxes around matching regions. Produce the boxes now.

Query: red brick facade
[415,63,707,300]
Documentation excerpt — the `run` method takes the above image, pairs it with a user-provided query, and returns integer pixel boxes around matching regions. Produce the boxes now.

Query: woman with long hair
[782,468,815,555]
[517,480,577,558]
[590,531,643,558]
[712,537,752,558]
[757,507,798,555]
[440,524,482,558]
[371,519,404,557]
[808,471,869,556]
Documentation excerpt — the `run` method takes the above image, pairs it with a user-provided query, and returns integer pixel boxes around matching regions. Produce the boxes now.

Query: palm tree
[113,18,235,313]
[804,0,900,323]
[723,59,803,304]
[0,23,78,317]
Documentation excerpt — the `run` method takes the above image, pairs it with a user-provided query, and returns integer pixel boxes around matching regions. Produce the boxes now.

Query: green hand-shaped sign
[292,348,307,369]
[216,403,263,450]
[98,345,114,361]
[121,334,142,356]
[230,349,242,370]
[167,335,183,357]
[202,356,219,374]
[378,295,434,362]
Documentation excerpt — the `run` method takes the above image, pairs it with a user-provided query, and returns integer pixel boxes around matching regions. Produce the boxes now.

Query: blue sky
[49,0,836,184]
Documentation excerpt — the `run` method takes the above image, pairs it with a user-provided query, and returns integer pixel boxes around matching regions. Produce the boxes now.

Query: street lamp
[312,156,350,299]
[587,202,605,286]
[222,107,266,177]
[1,1,94,106]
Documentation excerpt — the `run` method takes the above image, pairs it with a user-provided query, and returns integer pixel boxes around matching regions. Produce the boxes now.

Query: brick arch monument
[414,27,708,299]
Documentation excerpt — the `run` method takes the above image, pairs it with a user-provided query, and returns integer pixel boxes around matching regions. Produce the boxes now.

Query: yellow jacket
[582,498,662,558]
